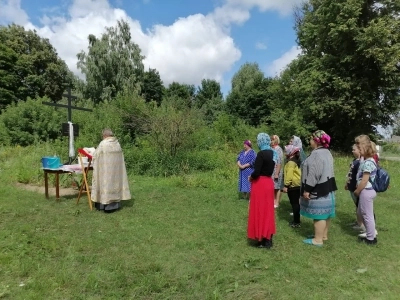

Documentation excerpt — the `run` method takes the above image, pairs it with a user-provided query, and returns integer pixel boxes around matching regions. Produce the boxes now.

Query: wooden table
[43,165,93,200]
[43,168,71,199]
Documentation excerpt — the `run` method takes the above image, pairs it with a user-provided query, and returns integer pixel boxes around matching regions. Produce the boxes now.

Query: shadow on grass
[122,199,135,208]
[335,209,358,237]
[56,196,135,212]
[276,196,361,240]
[276,197,314,239]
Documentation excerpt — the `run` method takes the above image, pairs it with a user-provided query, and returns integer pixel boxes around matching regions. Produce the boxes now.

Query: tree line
[1,0,400,151]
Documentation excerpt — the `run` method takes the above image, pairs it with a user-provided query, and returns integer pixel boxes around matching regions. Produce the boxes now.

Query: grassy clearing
[0,147,399,299]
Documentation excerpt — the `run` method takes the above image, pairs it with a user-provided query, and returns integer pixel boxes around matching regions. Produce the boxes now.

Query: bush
[123,139,235,177]
[212,113,270,148]
[382,143,400,154]
[0,97,65,146]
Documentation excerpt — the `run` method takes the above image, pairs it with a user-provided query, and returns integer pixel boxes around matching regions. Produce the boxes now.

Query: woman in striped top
[300,130,337,247]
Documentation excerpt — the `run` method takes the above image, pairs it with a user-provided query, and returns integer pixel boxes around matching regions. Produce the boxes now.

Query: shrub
[382,143,400,154]
[0,97,65,146]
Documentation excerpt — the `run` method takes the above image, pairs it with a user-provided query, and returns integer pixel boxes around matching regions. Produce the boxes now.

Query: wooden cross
[43,87,93,163]
[42,87,92,122]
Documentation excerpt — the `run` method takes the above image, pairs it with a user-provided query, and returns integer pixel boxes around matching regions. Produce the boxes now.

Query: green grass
[1,148,400,299]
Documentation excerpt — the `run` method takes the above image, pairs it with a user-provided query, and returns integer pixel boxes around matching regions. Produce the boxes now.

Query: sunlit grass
[0,146,399,299]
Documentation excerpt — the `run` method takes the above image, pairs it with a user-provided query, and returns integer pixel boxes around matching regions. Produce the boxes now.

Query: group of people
[88,127,380,248]
[237,130,379,248]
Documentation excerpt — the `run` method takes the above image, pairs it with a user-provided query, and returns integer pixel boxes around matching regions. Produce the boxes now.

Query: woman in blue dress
[237,140,256,199]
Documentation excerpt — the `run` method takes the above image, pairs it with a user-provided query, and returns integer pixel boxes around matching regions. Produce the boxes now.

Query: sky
[0,0,303,96]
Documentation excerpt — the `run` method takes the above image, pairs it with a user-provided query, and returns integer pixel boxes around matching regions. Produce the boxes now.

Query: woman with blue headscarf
[248,133,278,249]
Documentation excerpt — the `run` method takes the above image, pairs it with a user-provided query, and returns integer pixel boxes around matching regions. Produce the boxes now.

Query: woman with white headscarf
[290,135,307,163]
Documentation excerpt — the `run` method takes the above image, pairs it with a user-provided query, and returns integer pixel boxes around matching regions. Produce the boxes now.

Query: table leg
[56,173,60,200]
[44,171,49,199]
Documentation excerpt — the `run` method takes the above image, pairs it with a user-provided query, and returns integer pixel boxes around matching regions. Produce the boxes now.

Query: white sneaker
[358,230,378,238]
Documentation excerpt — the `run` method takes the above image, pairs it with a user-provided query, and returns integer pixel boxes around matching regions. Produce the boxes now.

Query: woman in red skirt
[248,133,277,248]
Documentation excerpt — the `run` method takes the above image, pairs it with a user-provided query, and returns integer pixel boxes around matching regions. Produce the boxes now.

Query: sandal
[303,238,323,247]
[307,235,328,241]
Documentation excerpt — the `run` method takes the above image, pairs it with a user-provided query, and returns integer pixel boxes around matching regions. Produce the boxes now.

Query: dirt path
[381,156,400,161]
[15,182,80,198]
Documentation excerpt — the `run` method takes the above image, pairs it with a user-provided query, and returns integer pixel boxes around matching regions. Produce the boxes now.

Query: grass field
[0,147,399,299]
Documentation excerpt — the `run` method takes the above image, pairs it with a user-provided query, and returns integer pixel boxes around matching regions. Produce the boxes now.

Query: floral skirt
[300,192,336,220]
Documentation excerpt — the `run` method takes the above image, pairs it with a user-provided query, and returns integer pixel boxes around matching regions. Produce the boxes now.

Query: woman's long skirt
[247,176,276,240]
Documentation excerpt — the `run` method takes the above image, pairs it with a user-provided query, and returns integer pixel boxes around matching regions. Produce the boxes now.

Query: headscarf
[285,145,300,157]
[244,140,252,148]
[257,133,278,163]
[312,130,331,148]
[292,136,303,149]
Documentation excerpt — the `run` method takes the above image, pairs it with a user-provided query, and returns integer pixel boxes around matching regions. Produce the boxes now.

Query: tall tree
[141,68,164,105]
[293,0,400,148]
[195,79,224,124]
[225,63,273,126]
[0,24,71,111]
[164,82,195,109]
[77,19,144,103]
[195,79,223,108]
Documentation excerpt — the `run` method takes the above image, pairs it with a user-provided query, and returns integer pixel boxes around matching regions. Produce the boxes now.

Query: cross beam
[42,87,93,164]
[42,87,92,122]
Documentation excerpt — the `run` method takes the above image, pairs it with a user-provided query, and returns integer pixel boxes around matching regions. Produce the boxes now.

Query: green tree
[225,63,273,126]
[77,19,145,103]
[141,68,164,105]
[148,99,203,157]
[0,24,71,111]
[164,82,196,109]
[195,79,223,108]
[195,79,224,124]
[265,57,317,140]
[293,0,400,148]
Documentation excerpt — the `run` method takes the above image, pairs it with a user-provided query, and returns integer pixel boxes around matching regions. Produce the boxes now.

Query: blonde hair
[357,140,375,158]
[271,135,280,146]
[355,134,370,144]
[370,141,377,155]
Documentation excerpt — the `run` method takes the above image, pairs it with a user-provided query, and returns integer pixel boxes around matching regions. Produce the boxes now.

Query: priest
[91,128,131,212]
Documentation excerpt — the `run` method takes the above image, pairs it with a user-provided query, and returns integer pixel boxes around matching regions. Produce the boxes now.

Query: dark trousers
[288,188,301,224]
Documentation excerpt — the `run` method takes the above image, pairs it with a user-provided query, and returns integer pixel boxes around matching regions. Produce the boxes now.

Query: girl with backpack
[354,138,378,245]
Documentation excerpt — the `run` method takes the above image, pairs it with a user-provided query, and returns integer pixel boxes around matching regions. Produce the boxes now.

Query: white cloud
[1,0,243,86]
[210,4,250,27]
[0,0,29,24]
[266,45,301,76]
[224,0,304,15]
[255,42,267,50]
[145,14,241,84]
[0,0,302,86]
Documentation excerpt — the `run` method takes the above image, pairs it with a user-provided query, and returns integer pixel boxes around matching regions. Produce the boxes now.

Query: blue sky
[0,0,302,96]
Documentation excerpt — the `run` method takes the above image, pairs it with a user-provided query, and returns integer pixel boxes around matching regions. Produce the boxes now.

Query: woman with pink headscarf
[300,130,337,247]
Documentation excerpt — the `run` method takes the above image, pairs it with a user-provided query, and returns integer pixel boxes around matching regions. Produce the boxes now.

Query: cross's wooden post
[42,87,92,163]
